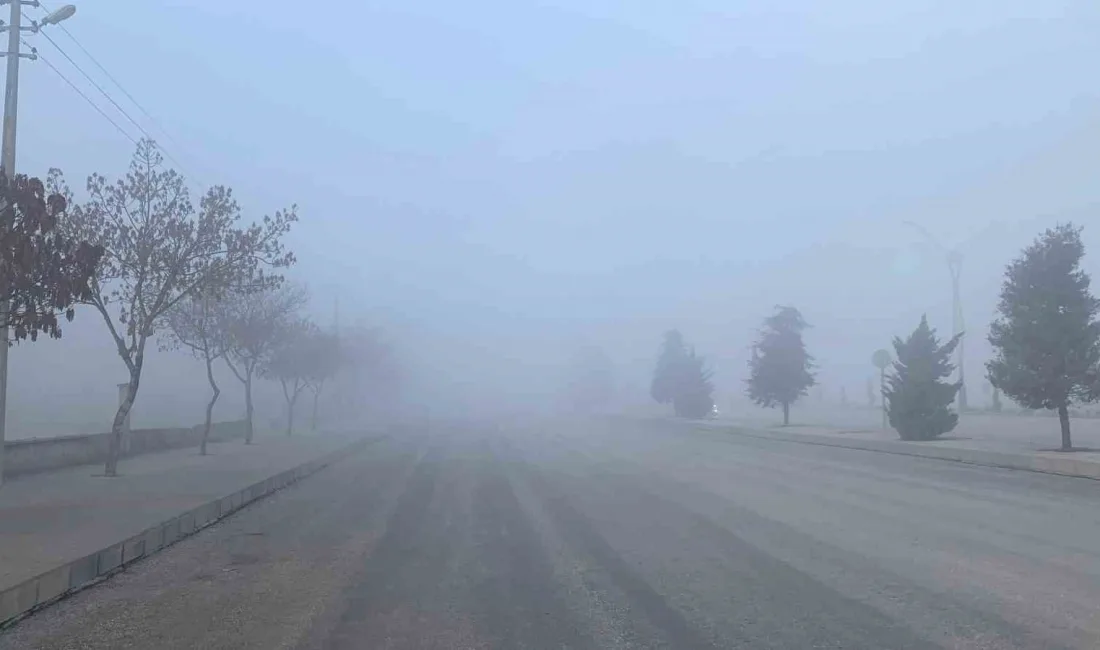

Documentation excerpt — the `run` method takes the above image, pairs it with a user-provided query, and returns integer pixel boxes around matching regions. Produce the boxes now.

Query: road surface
[3,418,1100,649]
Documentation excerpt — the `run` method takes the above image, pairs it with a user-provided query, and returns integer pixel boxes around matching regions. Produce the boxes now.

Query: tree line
[648,222,1100,451]
[1,139,392,476]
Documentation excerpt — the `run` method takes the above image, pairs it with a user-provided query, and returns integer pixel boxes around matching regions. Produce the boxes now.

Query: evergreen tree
[885,315,962,440]
[987,223,1100,450]
[651,329,687,413]
[746,306,815,425]
[673,347,715,418]
[651,330,714,418]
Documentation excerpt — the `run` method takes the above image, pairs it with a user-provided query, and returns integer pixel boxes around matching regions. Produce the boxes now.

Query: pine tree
[885,315,962,440]
[746,305,815,425]
[987,223,1100,450]
[673,347,715,418]
[652,329,687,413]
[651,330,714,418]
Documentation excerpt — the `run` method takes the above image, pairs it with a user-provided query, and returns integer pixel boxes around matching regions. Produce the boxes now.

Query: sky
[6,0,1100,434]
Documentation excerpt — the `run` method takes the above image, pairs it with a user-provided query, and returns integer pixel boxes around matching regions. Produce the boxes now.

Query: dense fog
[6,0,1100,436]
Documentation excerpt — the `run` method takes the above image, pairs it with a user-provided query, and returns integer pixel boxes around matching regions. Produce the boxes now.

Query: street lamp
[0,0,76,486]
[903,220,968,412]
[39,4,75,26]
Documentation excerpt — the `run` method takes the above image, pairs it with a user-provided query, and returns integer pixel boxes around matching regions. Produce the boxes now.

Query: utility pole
[947,250,967,412]
[903,221,968,413]
[0,2,76,486]
[0,0,27,488]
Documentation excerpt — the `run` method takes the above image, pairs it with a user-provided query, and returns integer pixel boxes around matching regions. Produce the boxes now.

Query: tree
[218,283,308,442]
[304,330,342,431]
[0,172,102,342]
[59,140,296,475]
[651,329,687,411]
[885,315,963,441]
[162,292,226,455]
[673,347,714,418]
[987,223,1100,450]
[262,319,317,436]
[746,305,815,425]
[981,381,1003,412]
[650,330,713,418]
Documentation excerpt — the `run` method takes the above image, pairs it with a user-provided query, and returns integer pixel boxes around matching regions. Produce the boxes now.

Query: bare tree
[59,139,296,476]
[304,330,342,431]
[162,292,227,455]
[262,318,316,436]
[218,283,307,442]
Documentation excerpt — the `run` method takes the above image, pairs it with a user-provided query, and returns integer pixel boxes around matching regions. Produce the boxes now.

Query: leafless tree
[304,330,341,431]
[58,139,296,475]
[261,318,317,436]
[218,283,308,442]
[162,291,227,455]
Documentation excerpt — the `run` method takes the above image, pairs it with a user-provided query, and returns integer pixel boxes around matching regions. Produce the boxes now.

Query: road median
[0,433,381,627]
[696,422,1100,480]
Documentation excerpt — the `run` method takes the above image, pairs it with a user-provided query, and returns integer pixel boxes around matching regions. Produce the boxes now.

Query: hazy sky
[8,0,1100,433]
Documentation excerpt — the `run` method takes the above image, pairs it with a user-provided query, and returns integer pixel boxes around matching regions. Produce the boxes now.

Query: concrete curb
[0,435,382,628]
[703,424,1100,481]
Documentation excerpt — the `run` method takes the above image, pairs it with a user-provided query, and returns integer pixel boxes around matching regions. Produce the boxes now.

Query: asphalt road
[4,418,1100,649]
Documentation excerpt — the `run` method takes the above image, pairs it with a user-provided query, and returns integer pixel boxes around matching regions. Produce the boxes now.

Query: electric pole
[903,221,968,413]
[0,2,77,486]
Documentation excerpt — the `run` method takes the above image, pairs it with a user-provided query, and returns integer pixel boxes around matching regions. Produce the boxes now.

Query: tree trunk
[311,389,319,431]
[312,380,323,433]
[281,379,296,437]
[1058,404,1072,451]
[106,370,140,477]
[286,398,296,436]
[201,353,220,456]
[782,401,790,426]
[244,373,254,444]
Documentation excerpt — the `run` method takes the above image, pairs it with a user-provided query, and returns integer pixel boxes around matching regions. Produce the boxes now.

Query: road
[3,418,1100,649]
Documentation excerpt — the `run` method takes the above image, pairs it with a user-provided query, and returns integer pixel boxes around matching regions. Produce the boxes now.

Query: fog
[7,0,1100,436]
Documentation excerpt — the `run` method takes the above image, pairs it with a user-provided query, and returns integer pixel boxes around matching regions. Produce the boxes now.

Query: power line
[24,15,203,186]
[38,1,201,163]
[53,21,195,162]
[26,39,138,146]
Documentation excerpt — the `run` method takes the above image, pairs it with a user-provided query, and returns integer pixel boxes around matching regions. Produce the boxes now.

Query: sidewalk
[0,430,376,623]
[696,414,1100,480]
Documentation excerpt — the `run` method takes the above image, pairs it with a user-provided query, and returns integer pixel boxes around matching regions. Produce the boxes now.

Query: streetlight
[0,1,76,486]
[903,220,968,412]
[39,4,75,26]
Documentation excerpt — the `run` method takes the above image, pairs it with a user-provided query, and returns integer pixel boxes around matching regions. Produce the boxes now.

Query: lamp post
[0,2,76,486]
[903,221,968,413]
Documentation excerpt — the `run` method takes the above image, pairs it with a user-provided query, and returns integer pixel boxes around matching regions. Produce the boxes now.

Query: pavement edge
[0,434,382,628]
[706,424,1100,481]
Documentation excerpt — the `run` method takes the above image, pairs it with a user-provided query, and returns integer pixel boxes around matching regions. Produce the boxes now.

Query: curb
[0,434,381,628]
[701,424,1100,481]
